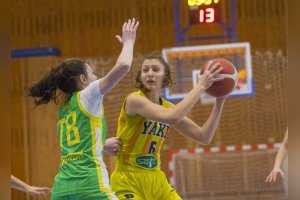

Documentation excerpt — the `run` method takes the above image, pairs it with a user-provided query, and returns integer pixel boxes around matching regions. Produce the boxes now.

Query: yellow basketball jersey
[115,90,172,171]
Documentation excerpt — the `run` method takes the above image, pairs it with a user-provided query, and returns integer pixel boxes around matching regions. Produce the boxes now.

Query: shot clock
[188,0,220,24]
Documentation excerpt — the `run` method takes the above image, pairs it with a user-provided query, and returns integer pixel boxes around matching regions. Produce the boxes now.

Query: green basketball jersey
[51,92,115,199]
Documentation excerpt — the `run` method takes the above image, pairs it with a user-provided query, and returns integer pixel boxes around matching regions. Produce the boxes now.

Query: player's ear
[78,74,88,85]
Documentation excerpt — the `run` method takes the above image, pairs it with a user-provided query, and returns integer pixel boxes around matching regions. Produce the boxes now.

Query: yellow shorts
[110,169,182,200]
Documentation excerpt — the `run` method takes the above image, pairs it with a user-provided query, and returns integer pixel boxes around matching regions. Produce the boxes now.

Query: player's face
[141,59,165,91]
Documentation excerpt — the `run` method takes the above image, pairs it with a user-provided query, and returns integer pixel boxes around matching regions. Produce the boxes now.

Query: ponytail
[26,66,60,106]
[26,58,87,106]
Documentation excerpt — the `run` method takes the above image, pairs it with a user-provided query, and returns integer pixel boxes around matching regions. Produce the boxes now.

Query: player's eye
[152,67,160,72]
[142,67,149,72]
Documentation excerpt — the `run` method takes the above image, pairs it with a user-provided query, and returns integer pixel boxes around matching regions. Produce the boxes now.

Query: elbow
[200,139,212,146]
[167,113,183,126]
[168,119,181,126]
[197,132,213,145]
[117,63,131,73]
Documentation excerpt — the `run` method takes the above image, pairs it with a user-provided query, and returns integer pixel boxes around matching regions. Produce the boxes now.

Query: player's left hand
[116,18,139,44]
[104,137,121,156]
[265,168,284,183]
[26,186,51,196]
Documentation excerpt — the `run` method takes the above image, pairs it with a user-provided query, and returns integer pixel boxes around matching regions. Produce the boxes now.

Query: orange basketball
[200,58,238,97]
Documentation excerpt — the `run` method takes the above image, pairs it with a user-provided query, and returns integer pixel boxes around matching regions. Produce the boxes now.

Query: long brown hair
[135,52,173,91]
[26,58,88,106]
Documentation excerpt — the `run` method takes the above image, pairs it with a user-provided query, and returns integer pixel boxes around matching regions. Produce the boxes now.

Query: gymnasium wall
[12,0,286,56]
[11,0,287,199]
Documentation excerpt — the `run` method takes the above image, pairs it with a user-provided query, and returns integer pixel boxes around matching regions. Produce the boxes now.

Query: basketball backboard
[162,42,254,103]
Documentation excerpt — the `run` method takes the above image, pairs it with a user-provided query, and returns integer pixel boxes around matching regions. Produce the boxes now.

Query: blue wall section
[11,48,60,58]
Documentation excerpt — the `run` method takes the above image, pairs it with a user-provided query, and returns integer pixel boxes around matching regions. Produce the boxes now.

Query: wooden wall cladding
[12,0,286,56]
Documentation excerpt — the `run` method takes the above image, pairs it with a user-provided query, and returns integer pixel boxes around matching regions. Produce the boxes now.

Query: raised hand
[198,61,224,90]
[116,18,139,44]
[265,168,284,183]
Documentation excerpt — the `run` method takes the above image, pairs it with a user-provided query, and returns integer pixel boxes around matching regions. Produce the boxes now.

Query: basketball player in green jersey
[26,18,139,200]
[110,52,227,200]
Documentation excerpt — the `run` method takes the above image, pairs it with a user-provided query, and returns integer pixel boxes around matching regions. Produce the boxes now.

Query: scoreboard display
[188,0,220,24]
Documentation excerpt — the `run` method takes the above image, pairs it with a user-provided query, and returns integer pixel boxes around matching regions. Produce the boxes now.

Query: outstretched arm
[99,18,139,95]
[11,175,51,196]
[265,129,288,183]
[126,61,224,125]
[173,96,226,145]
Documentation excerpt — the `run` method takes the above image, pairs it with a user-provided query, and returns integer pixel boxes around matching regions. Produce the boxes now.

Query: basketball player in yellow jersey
[110,52,228,200]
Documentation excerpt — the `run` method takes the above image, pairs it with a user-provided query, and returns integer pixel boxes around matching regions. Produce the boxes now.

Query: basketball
[200,58,238,97]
